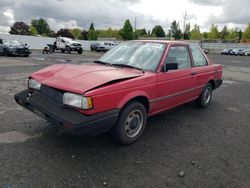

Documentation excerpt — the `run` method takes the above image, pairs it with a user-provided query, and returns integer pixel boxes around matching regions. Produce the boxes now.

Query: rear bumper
[14,89,119,136]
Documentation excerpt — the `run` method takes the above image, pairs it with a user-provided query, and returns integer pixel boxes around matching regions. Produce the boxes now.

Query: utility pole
[183,11,187,39]
[134,17,137,32]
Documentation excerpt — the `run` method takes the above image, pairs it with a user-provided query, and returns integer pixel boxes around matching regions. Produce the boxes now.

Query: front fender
[117,90,150,109]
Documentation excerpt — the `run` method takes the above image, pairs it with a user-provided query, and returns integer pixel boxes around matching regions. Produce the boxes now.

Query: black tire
[78,48,83,54]
[49,46,54,53]
[196,83,213,108]
[111,101,147,145]
[3,48,8,56]
[65,46,71,54]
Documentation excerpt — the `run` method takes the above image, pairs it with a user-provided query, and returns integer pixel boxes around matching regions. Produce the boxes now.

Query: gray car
[0,39,32,57]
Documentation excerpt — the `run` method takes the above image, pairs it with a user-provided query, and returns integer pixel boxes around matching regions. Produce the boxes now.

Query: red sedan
[15,40,222,144]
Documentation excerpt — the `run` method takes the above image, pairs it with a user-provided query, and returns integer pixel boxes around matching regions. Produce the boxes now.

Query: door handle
[191,72,197,76]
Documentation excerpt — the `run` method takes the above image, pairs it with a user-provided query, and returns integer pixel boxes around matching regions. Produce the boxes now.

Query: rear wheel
[111,102,147,145]
[196,83,213,108]
[65,46,71,54]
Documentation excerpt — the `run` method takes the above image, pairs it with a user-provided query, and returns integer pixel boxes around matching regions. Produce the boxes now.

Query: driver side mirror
[164,63,178,72]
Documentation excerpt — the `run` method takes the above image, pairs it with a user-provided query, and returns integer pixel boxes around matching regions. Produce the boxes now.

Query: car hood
[31,63,144,94]
[67,41,81,45]
[7,44,26,49]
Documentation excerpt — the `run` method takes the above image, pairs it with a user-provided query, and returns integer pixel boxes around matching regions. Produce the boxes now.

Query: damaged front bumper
[14,89,119,136]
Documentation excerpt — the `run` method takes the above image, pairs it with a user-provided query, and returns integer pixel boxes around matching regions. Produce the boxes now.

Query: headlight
[63,92,93,110]
[28,79,41,90]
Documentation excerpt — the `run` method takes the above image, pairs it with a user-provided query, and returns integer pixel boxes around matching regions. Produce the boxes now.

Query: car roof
[133,40,192,45]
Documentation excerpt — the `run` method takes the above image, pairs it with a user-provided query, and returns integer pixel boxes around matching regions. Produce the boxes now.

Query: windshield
[98,42,166,71]
[3,39,22,46]
[63,38,73,42]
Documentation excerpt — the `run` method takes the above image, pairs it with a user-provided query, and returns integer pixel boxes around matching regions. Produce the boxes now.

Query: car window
[99,42,166,72]
[165,46,191,70]
[190,44,208,67]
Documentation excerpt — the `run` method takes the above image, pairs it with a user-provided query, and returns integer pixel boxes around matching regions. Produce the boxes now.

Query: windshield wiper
[94,60,112,66]
[112,63,145,73]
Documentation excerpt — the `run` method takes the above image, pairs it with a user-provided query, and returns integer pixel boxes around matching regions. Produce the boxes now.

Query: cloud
[203,0,250,30]
[0,0,249,34]
[188,0,225,6]
[0,0,163,33]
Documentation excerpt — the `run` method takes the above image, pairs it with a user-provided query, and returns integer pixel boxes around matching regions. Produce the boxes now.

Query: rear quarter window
[190,44,208,67]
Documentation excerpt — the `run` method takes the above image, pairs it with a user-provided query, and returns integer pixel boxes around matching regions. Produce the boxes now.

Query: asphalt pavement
[0,51,250,188]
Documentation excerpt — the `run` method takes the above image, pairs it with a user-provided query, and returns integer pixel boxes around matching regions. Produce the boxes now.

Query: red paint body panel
[30,41,222,116]
[31,63,144,94]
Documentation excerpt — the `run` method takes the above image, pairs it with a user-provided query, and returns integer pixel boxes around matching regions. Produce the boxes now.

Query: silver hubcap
[204,87,211,104]
[124,110,143,138]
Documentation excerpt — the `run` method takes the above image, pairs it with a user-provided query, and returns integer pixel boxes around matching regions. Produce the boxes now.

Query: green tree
[89,23,95,31]
[151,25,165,37]
[31,18,51,36]
[183,23,191,40]
[71,28,83,39]
[220,26,229,40]
[87,23,97,40]
[81,30,88,40]
[207,24,220,40]
[134,28,147,39]
[56,28,75,39]
[147,30,151,36]
[170,20,182,40]
[121,19,134,40]
[226,28,238,40]
[190,24,202,40]
[203,32,208,39]
[29,26,38,36]
[243,23,250,40]
[9,21,29,35]
[88,30,97,40]
[239,30,242,40]
[97,28,122,39]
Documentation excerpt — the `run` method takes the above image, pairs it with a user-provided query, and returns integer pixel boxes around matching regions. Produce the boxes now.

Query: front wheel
[111,102,147,145]
[3,48,8,56]
[78,49,83,54]
[196,83,213,108]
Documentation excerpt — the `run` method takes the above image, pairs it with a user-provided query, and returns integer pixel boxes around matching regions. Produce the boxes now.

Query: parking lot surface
[0,51,250,188]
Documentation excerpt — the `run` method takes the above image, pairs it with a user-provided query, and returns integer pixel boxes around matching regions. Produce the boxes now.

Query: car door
[189,44,213,97]
[154,44,196,112]
[57,38,64,49]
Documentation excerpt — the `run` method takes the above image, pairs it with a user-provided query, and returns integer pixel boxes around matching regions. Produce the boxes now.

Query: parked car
[230,49,242,56]
[0,39,32,57]
[90,43,100,51]
[15,41,222,144]
[244,50,250,56]
[237,49,245,56]
[221,49,233,55]
[90,41,118,52]
[47,37,82,54]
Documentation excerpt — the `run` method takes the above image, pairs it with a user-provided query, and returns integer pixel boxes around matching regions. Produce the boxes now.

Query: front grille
[73,43,81,46]
[40,85,64,104]
[14,48,30,55]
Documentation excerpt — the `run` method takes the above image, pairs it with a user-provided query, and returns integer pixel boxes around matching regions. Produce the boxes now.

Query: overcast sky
[0,0,250,34]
